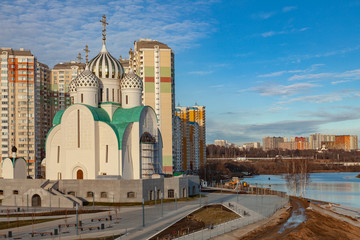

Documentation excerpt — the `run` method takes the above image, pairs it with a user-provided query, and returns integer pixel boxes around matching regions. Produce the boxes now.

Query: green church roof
[49,104,148,150]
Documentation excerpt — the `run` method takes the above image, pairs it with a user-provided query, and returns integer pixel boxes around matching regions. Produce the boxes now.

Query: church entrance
[77,169,83,179]
[31,194,41,207]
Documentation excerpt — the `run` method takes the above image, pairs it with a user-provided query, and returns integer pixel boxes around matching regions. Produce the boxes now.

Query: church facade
[44,36,162,180]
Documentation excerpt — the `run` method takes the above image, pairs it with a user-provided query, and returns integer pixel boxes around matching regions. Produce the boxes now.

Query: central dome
[88,45,124,80]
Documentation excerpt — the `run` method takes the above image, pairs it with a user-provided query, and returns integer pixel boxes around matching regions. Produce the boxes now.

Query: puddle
[278,201,306,233]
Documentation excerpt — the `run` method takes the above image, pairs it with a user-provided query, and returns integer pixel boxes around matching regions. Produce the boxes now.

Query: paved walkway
[0,192,287,240]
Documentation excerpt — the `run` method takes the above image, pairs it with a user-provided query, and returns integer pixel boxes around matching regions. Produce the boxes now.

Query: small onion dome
[120,69,143,90]
[75,66,100,88]
[88,44,124,79]
[69,79,77,93]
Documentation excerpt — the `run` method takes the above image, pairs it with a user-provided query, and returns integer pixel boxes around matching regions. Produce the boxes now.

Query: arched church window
[105,145,108,163]
[101,192,107,198]
[81,94,83,103]
[0,190,3,195]
[126,95,128,104]
[168,189,174,198]
[71,96,74,104]
[112,89,114,102]
[106,89,109,101]
[13,190,19,195]
[87,191,94,198]
[127,192,135,198]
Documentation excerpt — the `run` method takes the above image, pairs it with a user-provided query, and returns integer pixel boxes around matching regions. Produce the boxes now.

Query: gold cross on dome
[100,14,109,44]
[77,52,83,64]
[83,45,90,64]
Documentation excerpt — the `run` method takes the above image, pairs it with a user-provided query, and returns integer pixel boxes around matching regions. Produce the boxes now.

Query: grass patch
[0,218,63,230]
[150,204,240,240]
[83,194,206,207]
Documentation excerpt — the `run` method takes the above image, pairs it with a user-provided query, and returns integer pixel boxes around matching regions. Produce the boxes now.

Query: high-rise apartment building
[188,106,206,167]
[309,133,335,150]
[129,39,175,174]
[174,105,206,172]
[262,137,285,151]
[334,135,358,151]
[49,61,84,122]
[0,48,50,178]
[175,107,190,172]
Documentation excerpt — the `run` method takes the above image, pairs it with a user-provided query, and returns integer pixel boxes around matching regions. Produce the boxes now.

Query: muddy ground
[150,204,239,240]
[241,197,360,240]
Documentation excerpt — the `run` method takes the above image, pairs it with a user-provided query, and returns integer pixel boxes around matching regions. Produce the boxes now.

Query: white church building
[44,41,162,180]
[0,16,199,207]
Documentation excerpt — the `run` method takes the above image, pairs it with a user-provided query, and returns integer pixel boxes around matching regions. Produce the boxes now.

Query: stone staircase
[40,180,83,207]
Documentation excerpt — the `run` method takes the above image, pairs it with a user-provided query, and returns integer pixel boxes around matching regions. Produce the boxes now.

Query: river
[244,172,360,209]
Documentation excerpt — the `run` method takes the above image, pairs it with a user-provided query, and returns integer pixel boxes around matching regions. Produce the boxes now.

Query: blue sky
[1,0,360,145]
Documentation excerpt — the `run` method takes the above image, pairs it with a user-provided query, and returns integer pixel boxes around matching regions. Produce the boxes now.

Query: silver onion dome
[69,78,77,93]
[75,65,100,88]
[88,44,124,80]
[120,69,143,90]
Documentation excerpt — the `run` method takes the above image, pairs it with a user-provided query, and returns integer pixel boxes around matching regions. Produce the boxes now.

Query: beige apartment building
[129,39,175,174]
[0,48,50,178]
[49,61,84,122]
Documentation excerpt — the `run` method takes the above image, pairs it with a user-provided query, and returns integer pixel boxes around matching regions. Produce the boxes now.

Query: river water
[244,172,360,209]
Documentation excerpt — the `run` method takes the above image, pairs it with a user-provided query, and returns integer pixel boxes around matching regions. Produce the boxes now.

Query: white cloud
[282,6,297,12]
[289,69,360,81]
[188,70,213,75]
[252,83,319,96]
[253,12,276,20]
[257,64,323,78]
[0,0,217,67]
[260,27,309,38]
[331,80,351,85]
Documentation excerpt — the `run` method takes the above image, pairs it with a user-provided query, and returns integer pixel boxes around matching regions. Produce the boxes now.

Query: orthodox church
[44,17,162,180]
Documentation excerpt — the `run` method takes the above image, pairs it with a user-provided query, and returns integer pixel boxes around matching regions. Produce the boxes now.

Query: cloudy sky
[1,0,360,145]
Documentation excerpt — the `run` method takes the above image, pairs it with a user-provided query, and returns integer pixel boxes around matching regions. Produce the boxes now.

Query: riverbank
[218,196,360,240]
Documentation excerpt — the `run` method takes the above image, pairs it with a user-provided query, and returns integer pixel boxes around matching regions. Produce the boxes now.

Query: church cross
[77,53,83,71]
[83,45,90,64]
[100,14,109,44]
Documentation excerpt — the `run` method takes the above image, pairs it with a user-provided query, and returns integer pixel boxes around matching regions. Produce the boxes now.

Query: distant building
[334,135,358,151]
[310,133,335,150]
[242,142,261,150]
[262,137,285,151]
[49,61,85,123]
[311,134,358,151]
[214,140,228,147]
[175,105,206,172]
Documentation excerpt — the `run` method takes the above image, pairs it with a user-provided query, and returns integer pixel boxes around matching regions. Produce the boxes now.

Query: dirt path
[241,197,360,240]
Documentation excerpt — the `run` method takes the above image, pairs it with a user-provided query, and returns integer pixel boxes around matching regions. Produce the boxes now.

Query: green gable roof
[52,110,65,125]
[48,104,147,150]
